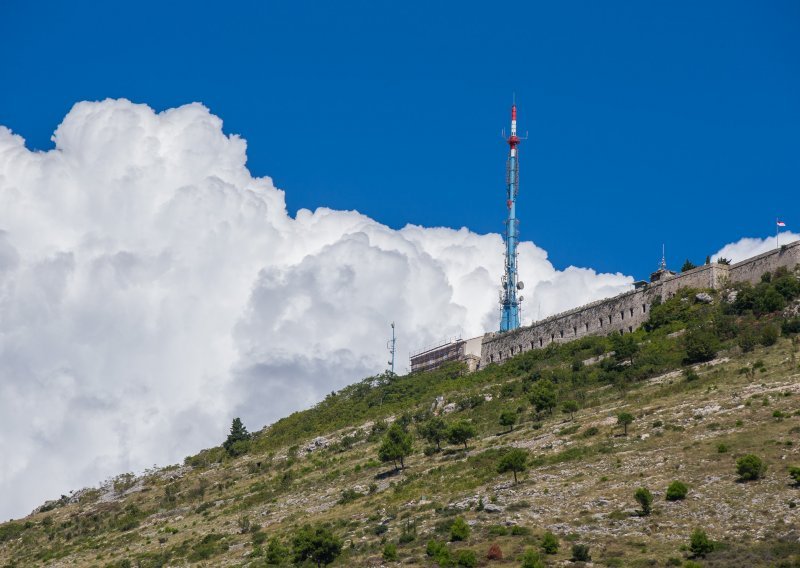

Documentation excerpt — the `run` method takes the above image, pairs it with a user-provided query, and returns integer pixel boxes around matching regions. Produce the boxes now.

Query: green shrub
[510,525,531,536]
[684,328,719,364]
[582,426,599,438]
[571,543,591,561]
[634,487,653,515]
[456,549,477,567]
[760,324,780,347]
[736,454,766,481]
[689,528,714,557]
[488,525,509,536]
[447,420,478,450]
[450,516,470,542]
[292,524,342,567]
[521,548,545,568]
[382,543,398,561]
[782,318,800,335]
[540,531,559,554]
[666,481,689,501]
[789,466,800,486]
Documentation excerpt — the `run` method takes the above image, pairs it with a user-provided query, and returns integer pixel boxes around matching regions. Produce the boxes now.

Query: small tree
[499,410,517,433]
[497,448,528,484]
[378,423,413,470]
[292,524,342,567]
[450,516,470,541]
[529,379,557,415]
[418,416,448,451]
[617,412,634,435]
[736,454,766,481]
[223,417,251,456]
[540,531,559,554]
[611,333,639,366]
[666,480,688,501]
[717,257,731,265]
[689,528,714,558]
[561,400,579,421]
[447,420,477,450]
[634,487,653,515]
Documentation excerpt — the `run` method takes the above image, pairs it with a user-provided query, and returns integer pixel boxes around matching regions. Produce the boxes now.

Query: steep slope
[2,281,800,568]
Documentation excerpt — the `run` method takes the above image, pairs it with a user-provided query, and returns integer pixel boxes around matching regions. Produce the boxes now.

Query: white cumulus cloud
[713,232,800,263]
[0,99,637,520]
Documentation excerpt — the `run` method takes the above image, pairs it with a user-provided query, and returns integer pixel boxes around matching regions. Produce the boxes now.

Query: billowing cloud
[713,232,800,264]
[0,99,637,519]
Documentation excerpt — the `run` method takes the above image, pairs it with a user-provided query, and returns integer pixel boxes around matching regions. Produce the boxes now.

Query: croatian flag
[777,220,787,227]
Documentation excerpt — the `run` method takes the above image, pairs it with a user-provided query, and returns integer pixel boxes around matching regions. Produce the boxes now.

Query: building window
[551,333,555,341]
[599,318,603,327]
[510,347,514,355]
[573,326,577,335]
[530,341,535,349]
[490,354,494,362]
[608,315,612,324]
[620,310,625,320]
[630,307,634,317]
[629,326,633,333]
[642,304,646,313]
[539,337,543,347]
[560,330,564,338]
[585,322,589,331]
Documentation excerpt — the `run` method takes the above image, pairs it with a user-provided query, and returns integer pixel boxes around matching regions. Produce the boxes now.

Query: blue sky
[1,0,797,278]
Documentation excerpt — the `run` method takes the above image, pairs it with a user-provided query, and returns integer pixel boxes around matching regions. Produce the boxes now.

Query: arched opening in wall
[620,310,625,320]
[628,326,633,333]
[608,315,612,324]
[619,329,624,335]
[530,341,535,349]
[599,318,603,327]
[519,344,523,353]
[630,307,634,317]
[551,333,555,342]
[585,322,589,332]
[539,338,543,347]
[642,304,647,313]
[510,347,515,355]
[560,330,564,338]
[573,326,577,335]
[490,354,494,363]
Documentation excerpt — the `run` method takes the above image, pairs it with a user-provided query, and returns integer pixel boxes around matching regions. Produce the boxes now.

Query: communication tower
[499,102,526,331]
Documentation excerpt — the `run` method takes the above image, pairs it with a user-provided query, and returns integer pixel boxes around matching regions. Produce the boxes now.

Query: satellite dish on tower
[517,281,525,290]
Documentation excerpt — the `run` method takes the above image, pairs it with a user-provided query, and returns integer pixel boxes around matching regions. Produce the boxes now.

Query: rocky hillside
[2,277,800,568]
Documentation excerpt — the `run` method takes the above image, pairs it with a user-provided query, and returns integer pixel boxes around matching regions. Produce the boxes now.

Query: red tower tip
[511,105,517,121]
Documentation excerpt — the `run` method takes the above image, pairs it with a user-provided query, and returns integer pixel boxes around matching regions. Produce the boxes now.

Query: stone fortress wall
[479,240,800,368]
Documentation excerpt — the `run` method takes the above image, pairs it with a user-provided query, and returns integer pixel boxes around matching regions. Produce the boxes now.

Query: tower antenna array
[499,102,526,332]
[387,322,396,375]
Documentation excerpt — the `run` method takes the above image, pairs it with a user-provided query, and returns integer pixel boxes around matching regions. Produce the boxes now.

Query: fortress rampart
[479,240,800,368]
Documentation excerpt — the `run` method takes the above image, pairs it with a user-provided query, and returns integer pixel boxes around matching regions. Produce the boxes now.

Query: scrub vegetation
[2,273,800,567]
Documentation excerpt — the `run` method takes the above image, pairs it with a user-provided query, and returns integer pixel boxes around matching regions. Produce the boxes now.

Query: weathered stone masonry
[479,241,800,368]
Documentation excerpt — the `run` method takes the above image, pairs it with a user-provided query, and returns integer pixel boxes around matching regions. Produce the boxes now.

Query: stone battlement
[479,240,800,368]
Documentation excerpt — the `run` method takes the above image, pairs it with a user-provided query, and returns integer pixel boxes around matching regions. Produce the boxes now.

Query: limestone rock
[695,292,714,304]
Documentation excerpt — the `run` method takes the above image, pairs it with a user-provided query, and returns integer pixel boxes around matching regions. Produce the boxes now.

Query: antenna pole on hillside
[777,218,780,250]
[387,322,396,375]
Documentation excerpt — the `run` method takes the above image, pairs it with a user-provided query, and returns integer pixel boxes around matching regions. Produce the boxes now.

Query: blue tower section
[499,104,524,332]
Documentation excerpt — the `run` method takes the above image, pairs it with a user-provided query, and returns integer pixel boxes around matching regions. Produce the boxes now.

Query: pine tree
[223,417,251,456]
